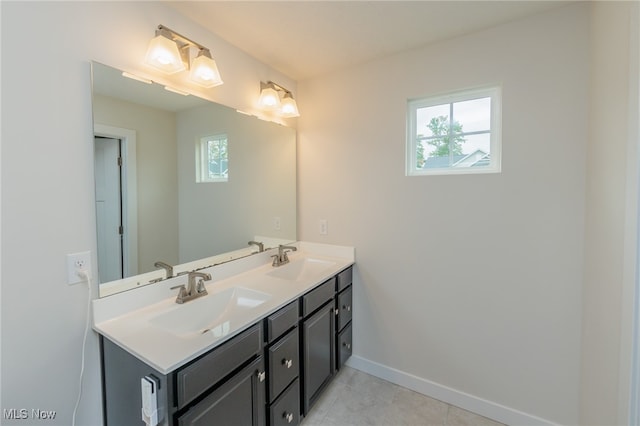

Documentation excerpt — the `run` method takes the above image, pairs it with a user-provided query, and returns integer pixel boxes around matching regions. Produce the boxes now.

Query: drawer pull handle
[282,358,293,369]
[343,342,351,350]
[343,305,351,312]
[257,371,266,382]
[283,412,294,423]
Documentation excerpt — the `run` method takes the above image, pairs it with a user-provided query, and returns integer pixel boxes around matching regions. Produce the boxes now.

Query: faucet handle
[170,284,187,303]
[271,254,280,267]
[196,279,208,294]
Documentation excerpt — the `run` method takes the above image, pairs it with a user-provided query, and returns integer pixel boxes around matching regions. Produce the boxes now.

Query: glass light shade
[145,33,186,74]
[280,93,300,117]
[189,51,223,88]
[258,84,281,110]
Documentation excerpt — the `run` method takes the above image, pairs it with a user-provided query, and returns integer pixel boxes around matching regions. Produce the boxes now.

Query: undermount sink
[149,287,271,338]
[267,257,336,282]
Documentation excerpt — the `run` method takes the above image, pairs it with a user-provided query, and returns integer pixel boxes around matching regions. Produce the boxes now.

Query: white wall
[298,4,589,424]
[581,2,639,425]
[0,2,294,425]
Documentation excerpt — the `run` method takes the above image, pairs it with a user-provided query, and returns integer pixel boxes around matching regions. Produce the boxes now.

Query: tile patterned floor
[301,367,506,426]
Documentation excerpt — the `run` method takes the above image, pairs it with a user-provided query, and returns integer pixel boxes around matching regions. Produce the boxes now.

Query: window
[406,86,501,176]
[196,134,228,183]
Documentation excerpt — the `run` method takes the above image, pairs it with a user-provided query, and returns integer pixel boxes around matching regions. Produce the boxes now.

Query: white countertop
[92,242,354,374]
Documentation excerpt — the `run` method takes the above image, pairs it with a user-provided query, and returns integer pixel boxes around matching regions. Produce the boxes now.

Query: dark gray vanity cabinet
[335,267,353,370]
[264,300,300,426]
[301,278,336,415]
[100,265,354,426]
[101,323,266,426]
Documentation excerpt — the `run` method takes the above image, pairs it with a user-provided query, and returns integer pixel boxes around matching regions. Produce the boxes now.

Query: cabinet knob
[282,358,293,369]
[257,371,266,382]
[283,412,294,423]
[343,305,351,312]
[335,308,339,316]
[343,342,351,350]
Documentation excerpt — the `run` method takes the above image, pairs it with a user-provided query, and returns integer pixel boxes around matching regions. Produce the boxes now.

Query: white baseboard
[345,355,559,426]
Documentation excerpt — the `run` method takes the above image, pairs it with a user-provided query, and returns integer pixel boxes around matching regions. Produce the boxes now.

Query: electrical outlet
[319,219,328,235]
[274,217,281,230]
[67,251,91,285]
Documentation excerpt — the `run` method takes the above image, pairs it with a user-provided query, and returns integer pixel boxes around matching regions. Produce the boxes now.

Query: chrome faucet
[248,240,264,252]
[154,261,174,279]
[170,271,211,304]
[272,244,297,267]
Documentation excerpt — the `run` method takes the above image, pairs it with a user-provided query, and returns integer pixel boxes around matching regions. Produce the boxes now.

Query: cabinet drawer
[337,286,352,331]
[265,300,298,343]
[337,322,352,370]
[336,267,352,292]
[177,323,262,409]
[302,278,335,317]
[268,328,299,402]
[269,378,300,426]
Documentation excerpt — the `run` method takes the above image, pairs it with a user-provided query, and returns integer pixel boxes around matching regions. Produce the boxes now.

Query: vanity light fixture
[144,25,223,88]
[258,81,300,117]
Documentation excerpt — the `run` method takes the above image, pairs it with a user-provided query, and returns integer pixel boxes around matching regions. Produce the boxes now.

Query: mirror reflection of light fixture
[164,86,189,96]
[144,25,223,88]
[121,72,152,84]
[259,81,300,117]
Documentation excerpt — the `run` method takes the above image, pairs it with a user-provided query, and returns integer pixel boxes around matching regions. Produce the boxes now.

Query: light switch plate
[319,219,328,235]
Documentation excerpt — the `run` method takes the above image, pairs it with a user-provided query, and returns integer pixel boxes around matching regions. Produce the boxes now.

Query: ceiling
[167,1,572,81]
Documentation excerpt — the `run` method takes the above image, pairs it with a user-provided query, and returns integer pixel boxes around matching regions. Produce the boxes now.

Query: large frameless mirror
[91,62,296,297]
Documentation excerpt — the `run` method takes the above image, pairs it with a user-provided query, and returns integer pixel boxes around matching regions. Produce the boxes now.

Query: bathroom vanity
[93,243,354,426]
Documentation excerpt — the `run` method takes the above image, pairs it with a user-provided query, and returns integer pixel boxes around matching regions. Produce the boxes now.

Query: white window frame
[406,86,502,176]
[196,133,228,183]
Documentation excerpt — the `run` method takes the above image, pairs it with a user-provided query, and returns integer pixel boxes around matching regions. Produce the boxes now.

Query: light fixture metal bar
[157,24,206,51]
[265,80,294,96]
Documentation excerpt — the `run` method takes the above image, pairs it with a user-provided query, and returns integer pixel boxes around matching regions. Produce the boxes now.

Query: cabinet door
[177,356,266,426]
[302,302,335,415]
